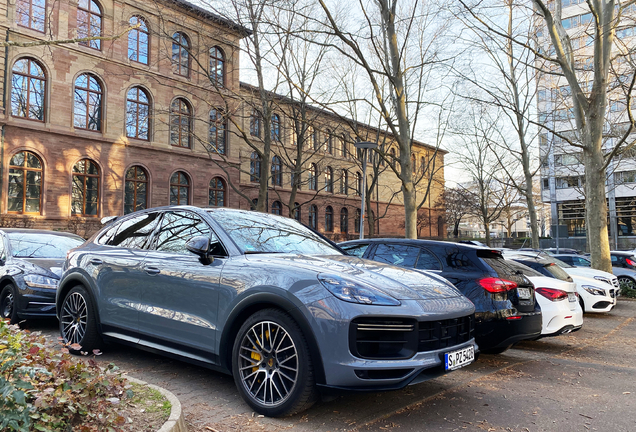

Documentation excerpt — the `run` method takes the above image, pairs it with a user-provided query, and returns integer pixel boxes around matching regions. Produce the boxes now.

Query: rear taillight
[535,287,568,301]
[478,277,518,293]
[626,258,636,267]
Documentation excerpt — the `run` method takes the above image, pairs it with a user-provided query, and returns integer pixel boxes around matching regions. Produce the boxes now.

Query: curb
[126,376,188,432]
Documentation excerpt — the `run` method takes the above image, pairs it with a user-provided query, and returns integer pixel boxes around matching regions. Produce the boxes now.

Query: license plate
[517,287,532,300]
[445,346,475,371]
[568,293,577,302]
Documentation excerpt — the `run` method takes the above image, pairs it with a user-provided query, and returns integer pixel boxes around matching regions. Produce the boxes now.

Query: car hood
[525,275,577,293]
[245,253,465,300]
[11,258,64,278]
[564,267,616,281]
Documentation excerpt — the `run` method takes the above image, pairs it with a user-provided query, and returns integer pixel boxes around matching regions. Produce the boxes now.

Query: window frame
[73,73,103,131]
[250,152,261,183]
[16,0,46,33]
[77,0,103,51]
[7,151,43,215]
[209,46,225,87]
[71,159,100,217]
[128,16,149,65]
[124,165,149,214]
[309,204,318,230]
[340,207,348,233]
[170,98,192,148]
[126,86,151,141]
[172,32,190,77]
[11,58,46,122]
[209,108,227,155]
[325,206,334,232]
[271,155,282,186]
[271,200,282,215]
[325,166,333,193]
[169,171,190,205]
[209,177,226,207]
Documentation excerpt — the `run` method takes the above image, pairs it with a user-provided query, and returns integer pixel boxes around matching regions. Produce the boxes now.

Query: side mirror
[185,236,211,257]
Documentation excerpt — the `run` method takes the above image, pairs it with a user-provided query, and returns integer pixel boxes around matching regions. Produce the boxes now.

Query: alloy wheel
[618,277,636,292]
[61,292,88,345]
[237,320,298,407]
[1,292,14,319]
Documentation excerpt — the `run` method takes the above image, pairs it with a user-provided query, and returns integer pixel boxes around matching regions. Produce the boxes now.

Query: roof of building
[171,0,252,36]
[239,82,447,155]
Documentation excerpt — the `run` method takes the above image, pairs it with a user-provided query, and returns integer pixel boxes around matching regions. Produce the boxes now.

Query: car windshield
[542,255,575,268]
[209,210,341,255]
[8,233,84,258]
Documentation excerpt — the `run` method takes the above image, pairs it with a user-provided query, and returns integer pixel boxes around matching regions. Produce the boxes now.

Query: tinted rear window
[480,256,522,277]
[506,260,543,278]
[545,263,572,281]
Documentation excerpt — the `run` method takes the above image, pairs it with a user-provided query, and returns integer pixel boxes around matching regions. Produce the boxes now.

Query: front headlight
[582,285,606,296]
[23,274,59,289]
[593,276,612,285]
[318,274,401,306]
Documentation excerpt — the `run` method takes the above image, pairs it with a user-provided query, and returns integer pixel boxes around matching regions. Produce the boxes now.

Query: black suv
[339,239,542,353]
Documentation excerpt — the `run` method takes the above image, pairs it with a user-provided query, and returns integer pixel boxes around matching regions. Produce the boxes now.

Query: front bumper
[303,295,477,390]
[15,283,57,318]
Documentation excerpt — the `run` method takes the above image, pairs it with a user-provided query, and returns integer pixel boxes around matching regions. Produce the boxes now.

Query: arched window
[126,86,150,140]
[172,32,190,76]
[340,208,348,234]
[421,156,426,173]
[293,203,301,221]
[72,159,99,216]
[209,108,226,155]
[16,0,46,32]
[390,147,396,160]
[271,156,282,186]
[128,16,149,64]
[355,209,361,233]
[340,134,347,157]
[209,177,226,207]
[170,98,191,148]
[74,73,102,131]
[169,171,190,205]
[8,151,42,214]
[309,163,318,190]
[250,110,261,137]
[411,154,417,173]
[210,46,225,86]
[250,152,261,183]
[325,166,333,193]
[340,170,348,195]
[313,128,320,151]
[309,205,317,230]
[11,58,45,121]
[124,166,148,214]
[326,130,333,154]
[78,0,102,50]
[271,114,281,141]
[271,200,282,215]
[325,206,334,232]
[356,172,362,196]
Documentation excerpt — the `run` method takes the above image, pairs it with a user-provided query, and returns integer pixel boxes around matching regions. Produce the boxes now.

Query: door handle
[144,266,161,275]
[89,258,103,265]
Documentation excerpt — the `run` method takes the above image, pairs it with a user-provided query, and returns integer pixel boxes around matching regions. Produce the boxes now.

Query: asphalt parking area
[30,300,635,432]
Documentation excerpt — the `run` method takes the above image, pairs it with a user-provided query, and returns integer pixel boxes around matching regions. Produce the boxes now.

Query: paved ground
[29,299,635,432]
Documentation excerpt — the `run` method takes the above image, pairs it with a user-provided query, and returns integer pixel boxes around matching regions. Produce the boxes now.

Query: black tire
[59,285,103,354]
[617,276,636,294]
[481,345,511,355]
[579,296,586,314]
[231,308,317,417]
[0,284,19,324]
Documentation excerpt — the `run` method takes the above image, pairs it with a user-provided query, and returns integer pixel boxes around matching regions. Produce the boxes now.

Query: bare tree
[437,187,472,238]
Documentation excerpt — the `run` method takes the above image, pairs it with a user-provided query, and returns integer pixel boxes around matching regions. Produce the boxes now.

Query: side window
[106,213,161,249]
[415,249,442,271]
[153,212,216,255]
[611,255,618,263]
[373,244,419,268]
[0,235,5,260]
[575,257,590,267]
[342,243,369,258]
[447,252,479,270]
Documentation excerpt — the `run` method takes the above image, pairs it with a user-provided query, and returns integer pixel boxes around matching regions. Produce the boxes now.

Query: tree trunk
[453,221,460,238]
[585,146,612,272]
[484,223,491,246]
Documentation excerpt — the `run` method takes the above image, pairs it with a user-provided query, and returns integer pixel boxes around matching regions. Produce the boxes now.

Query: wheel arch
[56,272,101,324]
[219,292,326,385]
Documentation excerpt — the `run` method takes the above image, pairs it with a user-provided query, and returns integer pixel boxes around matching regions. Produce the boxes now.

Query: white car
[505,254,617,313]
[507,260,583,336]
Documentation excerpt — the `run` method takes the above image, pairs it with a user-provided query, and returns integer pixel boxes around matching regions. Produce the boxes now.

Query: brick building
[0,0,445,239]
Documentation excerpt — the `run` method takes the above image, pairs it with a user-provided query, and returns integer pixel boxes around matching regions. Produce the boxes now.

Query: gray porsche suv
[57,206,476,417]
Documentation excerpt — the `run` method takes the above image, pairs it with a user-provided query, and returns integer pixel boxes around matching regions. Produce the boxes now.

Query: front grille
[350,315,475,360]
[612,278,620,289]
[418,316,474,352]
[610,289,618,298]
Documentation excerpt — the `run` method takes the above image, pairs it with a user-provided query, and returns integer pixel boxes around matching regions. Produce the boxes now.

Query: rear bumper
[475,311,543,350]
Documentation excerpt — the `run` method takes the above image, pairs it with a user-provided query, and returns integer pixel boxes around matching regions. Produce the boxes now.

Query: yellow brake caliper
[251,330,269,373]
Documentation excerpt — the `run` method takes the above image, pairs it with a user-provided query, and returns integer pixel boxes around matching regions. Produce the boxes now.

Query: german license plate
[445,346,475,371]
[517,287,532,300]
[568,293,577,302]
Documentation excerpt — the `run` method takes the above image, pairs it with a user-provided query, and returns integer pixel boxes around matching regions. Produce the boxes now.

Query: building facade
[0,0,445,239]
[538,1,636,249]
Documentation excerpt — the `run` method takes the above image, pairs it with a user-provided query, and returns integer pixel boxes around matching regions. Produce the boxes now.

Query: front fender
[56,269,100,321]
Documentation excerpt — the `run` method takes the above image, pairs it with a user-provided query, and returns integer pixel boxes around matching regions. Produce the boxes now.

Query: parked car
[506,254,616,313]
[544,248,580,255]
[0,229,85,324]
[504,259,583,336]
[553,252,636,292]
[57,206,477,417]
[339,239,542,354]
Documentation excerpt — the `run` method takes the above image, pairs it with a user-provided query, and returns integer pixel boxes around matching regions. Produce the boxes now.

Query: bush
[0,319,134,432]
[622,287,636,299]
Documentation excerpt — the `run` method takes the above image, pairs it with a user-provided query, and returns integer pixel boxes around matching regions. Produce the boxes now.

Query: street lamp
[354,141,379,239]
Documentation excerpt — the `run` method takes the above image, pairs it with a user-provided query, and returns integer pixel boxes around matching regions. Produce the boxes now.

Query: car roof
[552,254,585,258]
[506,255,549,264]
[339,238,499,252]
[0,228,83,240]
[611,251,635,256]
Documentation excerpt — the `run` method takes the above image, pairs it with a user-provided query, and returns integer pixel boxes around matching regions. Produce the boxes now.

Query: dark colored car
[339,239,542,354]
[57,206,476,417]
[0,229,85,324]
